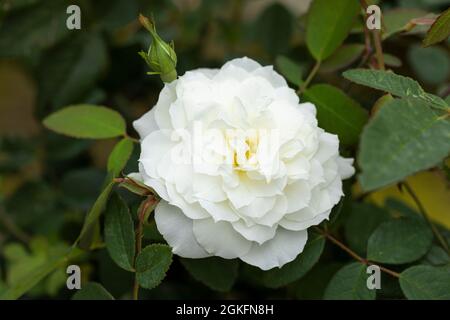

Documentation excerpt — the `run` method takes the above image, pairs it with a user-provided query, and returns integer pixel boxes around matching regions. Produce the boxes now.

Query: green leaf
[72,282,115,300]
[38,33,108,109]
[320,44,365,73]
[423,8,450,47]
[324,262,376,300]
[105,193,135,272]
[367,218,433,264]
[295,262,344,299]
[43,105,126,139]
[343,69,449,110]
[107,138,134,177]
[306,0,360,61]
[136,244,173,290]
[0,2,69,58]
[275,55,304,86]
[180,257,239,292]
[0,247,82,300]
[358,97,450,191]
[408,45,450,86]
[255,4,293,56]
[423,245,450,266]
[383,53,402,68]
[400,265,450,299]
[383,8,427,39]
[78,181,115,241]
[245,232,325,288]
[303,84,368,145]
[344,203,390,255]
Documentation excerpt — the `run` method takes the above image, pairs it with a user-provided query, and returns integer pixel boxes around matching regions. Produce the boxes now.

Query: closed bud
[138,14,177,83]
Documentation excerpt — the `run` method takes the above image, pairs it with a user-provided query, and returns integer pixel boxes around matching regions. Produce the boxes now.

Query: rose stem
[402,182,450,255]
[315,227,400,278]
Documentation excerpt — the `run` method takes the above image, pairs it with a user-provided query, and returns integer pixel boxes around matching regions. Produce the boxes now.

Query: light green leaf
[78,181,115,241]
[180,257,239,292]
[367,218,433,264]
[244,233,325,288]
[136,244,173,290]
[303,84,368,145]
[343,69,449,110]
[306,0,360,61]
[72,282,115,300]
[105,194,135,272]
[324,262,376,300]
[43,105,126,139]
[423,8,450,47]
[107,138,134,177]
[400,265,450,299]
[275,55,304,86]
[0,248,82,300]
[358,97,450,191]
[320,44,365,73]
[344,203,390,255]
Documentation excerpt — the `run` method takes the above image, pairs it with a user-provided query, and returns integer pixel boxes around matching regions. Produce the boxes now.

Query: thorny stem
[401,182,450,255]
[298,60,321,94]
[315,227,400,278]
[132,196,158,300]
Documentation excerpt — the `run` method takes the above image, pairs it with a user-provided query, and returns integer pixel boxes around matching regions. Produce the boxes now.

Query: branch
[401,182,450,255]
[315,227,400,278]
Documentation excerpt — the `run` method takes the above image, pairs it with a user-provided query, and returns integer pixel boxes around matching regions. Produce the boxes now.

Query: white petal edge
[241,228,308,270]
[155,201,211,258]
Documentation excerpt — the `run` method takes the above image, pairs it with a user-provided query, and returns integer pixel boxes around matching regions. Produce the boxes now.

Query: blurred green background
[0,0,449,299]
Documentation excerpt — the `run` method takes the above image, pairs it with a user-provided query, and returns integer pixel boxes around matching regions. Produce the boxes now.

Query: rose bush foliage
[0,0,450,300]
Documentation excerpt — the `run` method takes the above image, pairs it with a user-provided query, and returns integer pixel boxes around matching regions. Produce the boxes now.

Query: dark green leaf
[38,33,108,109]
[344,203,390,255]
[256,4,293,56]
[72,282,115,300]
[400,265,450,299]
[43,105,126,139]
[136,244,173,290]
[105,194,135,272]
[320,44,365,73]
[358,97,450,191]
[78,181,115,241]
[245,233,325,288]
[275,55,304,86]
[408,45,450,86]
[343,69,449,110]
[423,8,450,47]
[324,262,376,300]
[107,138,134,177]
[423,245,450,266]
[367,218,433,264]
[180,257,238,292]
[0,2,69,58]
[306,0,360,61]
[303,84,368,145]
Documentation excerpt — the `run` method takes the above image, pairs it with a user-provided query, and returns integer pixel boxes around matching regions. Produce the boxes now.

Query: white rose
[133,57,354,270]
